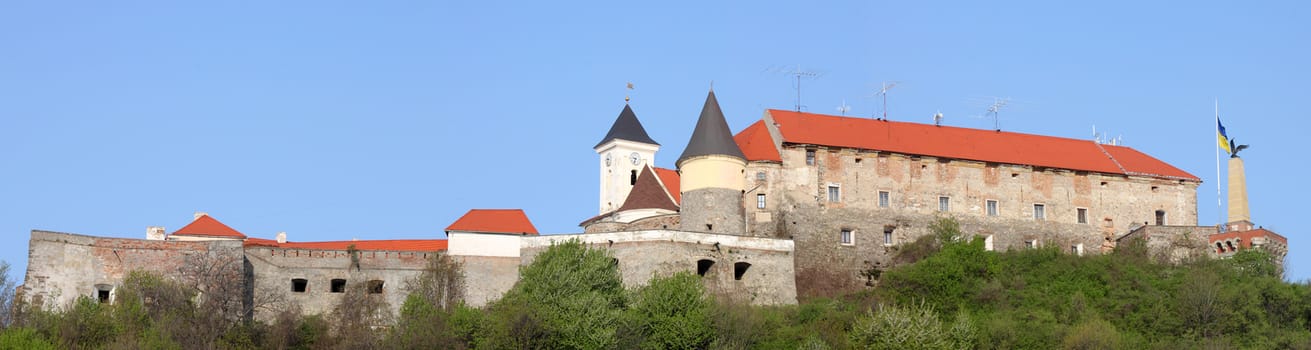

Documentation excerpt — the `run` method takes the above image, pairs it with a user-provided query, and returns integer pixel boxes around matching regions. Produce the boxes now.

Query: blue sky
[2,1,1308,281]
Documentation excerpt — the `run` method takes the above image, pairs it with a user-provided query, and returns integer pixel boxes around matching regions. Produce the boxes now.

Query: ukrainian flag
[1217,118,1232,154]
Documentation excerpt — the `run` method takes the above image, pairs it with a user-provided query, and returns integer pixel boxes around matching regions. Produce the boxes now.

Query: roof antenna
[875,81,898,120]
[986,98,1009,131]
[837,99,851,116]
[625,81,634,103]
[764,64,822,112]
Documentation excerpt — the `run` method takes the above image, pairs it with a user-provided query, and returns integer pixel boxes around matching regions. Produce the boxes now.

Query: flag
[1217,118,1232,154]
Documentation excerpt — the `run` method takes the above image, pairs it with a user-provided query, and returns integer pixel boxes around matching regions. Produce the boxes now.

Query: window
[330,279,346,293]
[291,278,308,293]
[1155,210,1166,226]
[883,226,895,246]
[756,172,766,181]
[986,200,998,216]
[367,280,384,294]
[984,235,995,251]
[878,191,890,208]
[1024,240,1037,249]
[828,185,841,202]
[734,262,751,281]
[1077,208,1088,224]
[840,229,854,245]
[806,149,816,165]
[1033,204,1046,221]
[697,259,715,277]
[630,170,637,185]
[757,193,766,209]
[1071,244,1084,256]
[939,196,950,212]
[95,284,112,303]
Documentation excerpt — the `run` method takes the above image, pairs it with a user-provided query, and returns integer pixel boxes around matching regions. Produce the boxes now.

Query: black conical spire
[595,104,659,149]
[677,90,745,166]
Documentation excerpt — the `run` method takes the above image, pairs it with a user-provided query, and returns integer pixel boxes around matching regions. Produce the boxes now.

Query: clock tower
[595,104,660,214]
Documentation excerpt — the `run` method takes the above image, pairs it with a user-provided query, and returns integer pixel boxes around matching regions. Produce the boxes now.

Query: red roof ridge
[733,120,782,162]
[765,109,1200,181]
[171,214,247,239]
[243,237,448,251]
[445,209,539,235]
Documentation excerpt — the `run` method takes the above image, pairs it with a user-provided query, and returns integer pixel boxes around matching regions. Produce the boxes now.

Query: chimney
[276,232,287,244]
[146,226,166,240]
[193,211,209,220]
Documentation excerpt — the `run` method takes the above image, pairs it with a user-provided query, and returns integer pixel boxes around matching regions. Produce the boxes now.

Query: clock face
[630,152,641,165]
[605,153,613,166]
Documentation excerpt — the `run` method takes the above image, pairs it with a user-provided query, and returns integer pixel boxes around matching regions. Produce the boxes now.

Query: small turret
[678,90,747,234]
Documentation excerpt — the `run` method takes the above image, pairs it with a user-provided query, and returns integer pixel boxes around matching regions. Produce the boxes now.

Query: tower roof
[617,166,680,212]
[678,90,746,166]
[595,104,659,149]
[171,214,247,239]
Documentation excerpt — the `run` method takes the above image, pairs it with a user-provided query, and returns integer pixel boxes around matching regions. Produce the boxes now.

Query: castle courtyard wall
[21,230,244,310]
[244,246,432,321]
[519,230,797,305]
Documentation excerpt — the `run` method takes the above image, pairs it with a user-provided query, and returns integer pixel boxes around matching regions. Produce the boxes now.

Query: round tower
[678,90,747,234]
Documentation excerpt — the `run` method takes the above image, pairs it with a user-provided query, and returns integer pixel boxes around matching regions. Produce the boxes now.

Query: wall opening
[984,235,995,251]
[1155,210,1166,226]
[630,170,637,185]
[883,226,895,245]
[705,224,713,231]
[330,279,346,293]
[1077,208,1088,224]
[733,262,751,281]
[367,280,384,294]
[806,149,816,165]
[94,284,112,303]
[291,278,308,293]
[697,259,715,277]
[1216,241,1225,253]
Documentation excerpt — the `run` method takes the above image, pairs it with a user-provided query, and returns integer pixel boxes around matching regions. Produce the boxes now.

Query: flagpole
[1215,98,1223,228]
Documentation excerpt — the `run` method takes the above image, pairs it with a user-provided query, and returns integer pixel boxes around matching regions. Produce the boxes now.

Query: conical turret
[678,90,747,235]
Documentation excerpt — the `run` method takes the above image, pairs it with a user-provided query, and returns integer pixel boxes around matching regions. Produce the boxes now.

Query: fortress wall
[243,247,432,321]
[21,230,243,310]
[520,230,796,305]
[1118,225,1214,263]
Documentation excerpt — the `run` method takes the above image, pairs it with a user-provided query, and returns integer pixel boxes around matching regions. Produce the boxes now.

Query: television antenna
[837,99,851,115]
[765,64,823,112]
[985,98,1009,131]
[874,81,898,120]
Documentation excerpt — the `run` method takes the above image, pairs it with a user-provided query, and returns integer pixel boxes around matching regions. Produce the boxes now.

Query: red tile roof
[618,166,680,212]
[734,120,782,162]
[244,238,448,251]
[654,167,681,204]
[445,209,539,235]
[171,214,247,239]
[766,110,1199,181]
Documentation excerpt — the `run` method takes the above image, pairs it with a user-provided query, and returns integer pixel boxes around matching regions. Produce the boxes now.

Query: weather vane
[625,82,634,103]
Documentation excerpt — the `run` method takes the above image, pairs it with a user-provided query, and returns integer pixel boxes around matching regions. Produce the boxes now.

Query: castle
[20,89,1285,321]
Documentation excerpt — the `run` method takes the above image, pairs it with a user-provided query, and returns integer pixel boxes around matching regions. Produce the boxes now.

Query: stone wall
[1116,225,1214,264]
[243,247,432,321]
[21,230,244,310]
[520,230,796,305]
[738,131,1200,298]
[680,188,746,234]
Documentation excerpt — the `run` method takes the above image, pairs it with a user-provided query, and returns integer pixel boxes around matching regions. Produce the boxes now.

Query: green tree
[624,272,714,349]
[481,239,625,349]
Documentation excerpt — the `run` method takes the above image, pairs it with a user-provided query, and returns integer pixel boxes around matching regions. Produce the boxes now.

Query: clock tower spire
[595,102,660,214]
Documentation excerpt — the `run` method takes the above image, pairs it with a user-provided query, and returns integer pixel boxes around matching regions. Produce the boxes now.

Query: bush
[624,272,714,349]
[0,327,57,350]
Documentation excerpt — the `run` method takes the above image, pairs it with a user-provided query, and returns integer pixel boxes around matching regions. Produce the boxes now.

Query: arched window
[1216,242,1225,253]
[630,170,638,185]
[697,259,715,277]
[734,262,752,281]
